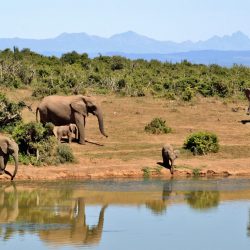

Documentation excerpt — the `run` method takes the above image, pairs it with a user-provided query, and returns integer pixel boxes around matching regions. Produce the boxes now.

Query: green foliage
[1,49,250,99]
[0,93,24,131]
[184,131,219,155]
[145,118,172,134]
[192,168,201,177]
[56,144,75,163]
[181,86,195,101]
[12,121,74,165]
[12,122,47,154]
[141,167,151,178]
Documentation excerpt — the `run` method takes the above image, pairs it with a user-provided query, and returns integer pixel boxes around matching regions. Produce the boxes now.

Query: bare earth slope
[1,89,250,180]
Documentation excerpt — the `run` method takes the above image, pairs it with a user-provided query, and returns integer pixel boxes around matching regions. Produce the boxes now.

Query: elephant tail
[36,108,40,122]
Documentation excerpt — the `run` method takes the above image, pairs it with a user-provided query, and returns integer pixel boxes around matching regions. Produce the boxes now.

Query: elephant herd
[1,88,250,180]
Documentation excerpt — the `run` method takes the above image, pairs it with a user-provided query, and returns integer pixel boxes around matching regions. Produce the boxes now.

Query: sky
[1,0,250,42]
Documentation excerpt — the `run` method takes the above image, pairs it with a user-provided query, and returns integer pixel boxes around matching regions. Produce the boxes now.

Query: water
[0,178,250,250]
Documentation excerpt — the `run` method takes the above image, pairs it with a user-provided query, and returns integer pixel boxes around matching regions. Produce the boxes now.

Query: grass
[192,168,201,177]
[141,166,163,178]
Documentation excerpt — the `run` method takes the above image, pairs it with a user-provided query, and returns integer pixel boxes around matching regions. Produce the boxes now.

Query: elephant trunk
[11,153,18,181]
[94,108,108,137]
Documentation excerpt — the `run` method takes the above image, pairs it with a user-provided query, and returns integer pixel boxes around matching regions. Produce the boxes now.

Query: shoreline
[1,158,250,181]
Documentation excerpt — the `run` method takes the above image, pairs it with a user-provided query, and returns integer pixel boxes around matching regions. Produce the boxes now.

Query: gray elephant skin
[245,88,250,115]
[0,135,18,180]
[160,144,179,174]
[56,124,78,143]
[36,95,108,144]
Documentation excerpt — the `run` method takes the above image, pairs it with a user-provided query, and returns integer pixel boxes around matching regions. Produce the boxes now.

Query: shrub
[181,87,195,101]
[184,131,219,155]
[12,122,47,154]
[57,144,75,163]
[0,93,24,130]
[13,122,75,166]
[145,118,172,134]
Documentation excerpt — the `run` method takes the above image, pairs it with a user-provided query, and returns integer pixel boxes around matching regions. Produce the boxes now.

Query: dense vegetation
[0,48,250,99]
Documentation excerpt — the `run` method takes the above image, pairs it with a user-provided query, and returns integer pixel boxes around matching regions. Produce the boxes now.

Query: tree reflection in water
[186,191,220,210]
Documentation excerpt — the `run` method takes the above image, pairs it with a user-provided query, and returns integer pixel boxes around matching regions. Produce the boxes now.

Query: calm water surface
[1,178,250,250]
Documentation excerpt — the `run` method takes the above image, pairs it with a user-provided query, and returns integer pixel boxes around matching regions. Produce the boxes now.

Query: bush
[0,93,24,131]
[12,122,48,154]
[13,123,75,166]
[181,87,195,101]
[145,118,172,134]
[57,144,75,163]
[183,131,219,155]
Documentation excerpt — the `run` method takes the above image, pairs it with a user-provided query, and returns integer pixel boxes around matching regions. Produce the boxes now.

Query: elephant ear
[0,141,8,154]
[71,101,88,116]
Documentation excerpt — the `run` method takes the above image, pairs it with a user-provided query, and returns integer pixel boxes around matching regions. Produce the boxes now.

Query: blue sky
[2,0,250,41]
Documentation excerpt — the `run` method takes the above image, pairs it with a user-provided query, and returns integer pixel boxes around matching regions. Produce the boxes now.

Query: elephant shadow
[85,140,104,147]
[240,119,250,124]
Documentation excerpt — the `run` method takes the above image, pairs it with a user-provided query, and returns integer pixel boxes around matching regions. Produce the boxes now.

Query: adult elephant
[0,135,18,180]
[36,95,108,144]
[245,88,250,115]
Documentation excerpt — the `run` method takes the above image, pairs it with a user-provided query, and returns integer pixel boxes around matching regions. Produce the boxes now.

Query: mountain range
[1,31,250,66]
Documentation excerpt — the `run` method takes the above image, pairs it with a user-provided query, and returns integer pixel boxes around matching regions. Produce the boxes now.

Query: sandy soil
[1,90,250,181]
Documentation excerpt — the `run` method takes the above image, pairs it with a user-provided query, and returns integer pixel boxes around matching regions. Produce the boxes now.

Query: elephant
[0,135,18,180]
[39,198,107,246]
[56,124,78,143]
[158,144,179,174]
[0,183,19,224]
[36,95,108,145]
[245,88,250,115]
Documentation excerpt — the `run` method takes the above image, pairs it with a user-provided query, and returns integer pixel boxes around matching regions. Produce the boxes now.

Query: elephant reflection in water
[0,184,18,223]
[39,198,108,246]
[0,183,19,240]
[145,181,174,215]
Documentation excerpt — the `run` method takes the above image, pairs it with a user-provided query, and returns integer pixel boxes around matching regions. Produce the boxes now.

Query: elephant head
[244,88,250,115]
[0,136,18,180]
[69,124,78,140]
[70,96,108,138]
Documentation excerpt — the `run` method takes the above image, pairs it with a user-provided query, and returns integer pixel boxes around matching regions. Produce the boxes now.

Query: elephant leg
[74,113,86,145]
[0,155,12,178]
[0,156,5,174]
[57,134,62,143]
[3,169,13,179]
[170,159,174,175]
[68,133,73,144]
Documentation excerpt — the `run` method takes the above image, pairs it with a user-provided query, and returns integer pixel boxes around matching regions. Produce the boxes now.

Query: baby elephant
[161,144,179,174]
[56,124,78,143]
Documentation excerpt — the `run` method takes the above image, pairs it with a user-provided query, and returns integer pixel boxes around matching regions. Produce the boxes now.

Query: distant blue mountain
[1,31,250,66]
[105,50,250,67]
